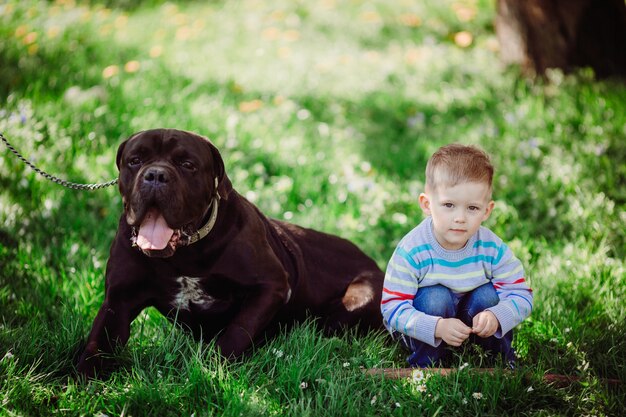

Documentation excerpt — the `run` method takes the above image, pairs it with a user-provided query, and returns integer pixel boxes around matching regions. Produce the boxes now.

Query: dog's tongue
[136,209,174,250]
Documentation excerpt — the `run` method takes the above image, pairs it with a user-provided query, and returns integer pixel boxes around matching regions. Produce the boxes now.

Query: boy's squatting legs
[399,283,515,367]
[458,282,516,364]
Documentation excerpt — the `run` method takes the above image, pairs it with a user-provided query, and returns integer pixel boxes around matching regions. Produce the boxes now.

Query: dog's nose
[143,166,169,185]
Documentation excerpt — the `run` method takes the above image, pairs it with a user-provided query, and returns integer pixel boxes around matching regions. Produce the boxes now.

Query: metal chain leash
[1,131,118,190]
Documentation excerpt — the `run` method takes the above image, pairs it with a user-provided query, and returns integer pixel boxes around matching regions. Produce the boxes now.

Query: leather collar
[183,192,220,245]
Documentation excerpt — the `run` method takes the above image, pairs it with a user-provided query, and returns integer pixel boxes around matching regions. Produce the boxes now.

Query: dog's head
[116,129,231,257]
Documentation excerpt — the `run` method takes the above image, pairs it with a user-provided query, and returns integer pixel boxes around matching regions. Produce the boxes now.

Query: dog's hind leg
[324,271,383,333]
[341,272,378,312]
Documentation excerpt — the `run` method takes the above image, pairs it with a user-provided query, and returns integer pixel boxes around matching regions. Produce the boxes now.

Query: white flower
[272,348,284,358]
[299,381,308,389]
[2,351,14,361]
[343,362,350,368]
[370,395,377,406]
[564,328,571,333]
[416,384,427,393]
[459,362,469,370]
[462,398,468,405]
[527,386,534,392]
[472,392,483,400]
[395,402,401,408]
[411,369,425,383]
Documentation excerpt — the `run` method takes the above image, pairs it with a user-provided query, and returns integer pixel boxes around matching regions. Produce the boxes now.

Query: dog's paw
[76,342,105,379]
[216,326,253,359]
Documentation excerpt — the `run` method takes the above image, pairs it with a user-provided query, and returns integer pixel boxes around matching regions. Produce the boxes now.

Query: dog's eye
[128,157,142,167]
[180,161,196,171]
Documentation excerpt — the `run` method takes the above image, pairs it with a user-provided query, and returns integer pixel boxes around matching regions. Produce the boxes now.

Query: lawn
[1,0,625,415]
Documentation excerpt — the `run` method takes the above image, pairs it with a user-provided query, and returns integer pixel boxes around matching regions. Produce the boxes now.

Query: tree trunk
[495,0,626,79]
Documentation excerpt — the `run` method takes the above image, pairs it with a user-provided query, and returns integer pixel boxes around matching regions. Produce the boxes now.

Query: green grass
[1,0,625,415]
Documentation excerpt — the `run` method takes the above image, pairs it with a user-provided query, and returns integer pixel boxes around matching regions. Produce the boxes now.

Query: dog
[77,128,383,377]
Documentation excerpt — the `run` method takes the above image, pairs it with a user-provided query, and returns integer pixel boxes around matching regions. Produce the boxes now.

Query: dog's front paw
[216,326,253,359]
[76,341,106,379]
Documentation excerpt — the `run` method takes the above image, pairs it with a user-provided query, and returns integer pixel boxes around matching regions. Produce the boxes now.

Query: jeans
[402,283,515,368]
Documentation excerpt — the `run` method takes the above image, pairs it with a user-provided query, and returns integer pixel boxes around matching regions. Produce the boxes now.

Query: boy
[381,144,533,368]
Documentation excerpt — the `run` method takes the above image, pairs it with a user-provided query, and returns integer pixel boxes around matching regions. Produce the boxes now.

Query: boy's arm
[485,245,533,337]
[380,247,442,347]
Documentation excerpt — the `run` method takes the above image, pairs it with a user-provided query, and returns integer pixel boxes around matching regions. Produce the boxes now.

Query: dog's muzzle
[130,190,220,257]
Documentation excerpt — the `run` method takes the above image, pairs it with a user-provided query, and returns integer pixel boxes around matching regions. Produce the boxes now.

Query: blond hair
[425,144,494,193]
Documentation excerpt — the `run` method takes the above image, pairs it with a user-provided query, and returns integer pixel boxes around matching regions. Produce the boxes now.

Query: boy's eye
[443,203,454,208]
[468,206,480,211]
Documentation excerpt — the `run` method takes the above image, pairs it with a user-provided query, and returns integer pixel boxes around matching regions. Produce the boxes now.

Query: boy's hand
[435,318,472,346]
[472,311,499,338]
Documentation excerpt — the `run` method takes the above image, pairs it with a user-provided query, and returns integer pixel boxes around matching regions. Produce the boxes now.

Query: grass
[1,0,625,415]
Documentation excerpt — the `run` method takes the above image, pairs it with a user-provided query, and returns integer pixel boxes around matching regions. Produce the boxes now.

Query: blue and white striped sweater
[381,217,533,347]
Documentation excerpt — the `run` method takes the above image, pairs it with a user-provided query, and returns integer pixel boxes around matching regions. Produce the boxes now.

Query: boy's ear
[483,200,495,221]
[418,193,431,215]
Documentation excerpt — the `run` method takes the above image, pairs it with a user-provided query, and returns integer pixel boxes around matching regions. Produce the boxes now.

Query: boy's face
[419,181,494,250]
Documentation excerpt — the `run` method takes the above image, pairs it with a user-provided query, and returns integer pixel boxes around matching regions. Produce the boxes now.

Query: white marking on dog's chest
[172,276,216,310]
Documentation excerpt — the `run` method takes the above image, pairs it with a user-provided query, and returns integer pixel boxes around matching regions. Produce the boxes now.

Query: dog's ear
[205,139,232,201]
[115,139,127,170]
[116,131,145,170]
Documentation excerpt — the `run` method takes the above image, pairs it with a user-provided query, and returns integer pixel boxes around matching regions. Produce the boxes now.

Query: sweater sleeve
[381,245,442,347]
[485,244,533,337]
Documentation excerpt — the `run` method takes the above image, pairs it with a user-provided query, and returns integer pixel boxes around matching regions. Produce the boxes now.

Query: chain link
[1,131,118,190]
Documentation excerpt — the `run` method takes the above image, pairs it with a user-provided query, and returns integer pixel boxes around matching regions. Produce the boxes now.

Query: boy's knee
[413,285,456,317]
[461,283,499,319]
[471,283,500,309]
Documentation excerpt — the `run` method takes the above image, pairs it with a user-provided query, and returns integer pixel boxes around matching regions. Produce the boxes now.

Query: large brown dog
[77,128,383,377]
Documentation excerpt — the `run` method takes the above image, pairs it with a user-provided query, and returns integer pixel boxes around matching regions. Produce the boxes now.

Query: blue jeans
[402,283,515,367]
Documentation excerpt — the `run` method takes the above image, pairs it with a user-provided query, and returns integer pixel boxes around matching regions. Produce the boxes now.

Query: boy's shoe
[406,351,425,368]
[406,351,445,368]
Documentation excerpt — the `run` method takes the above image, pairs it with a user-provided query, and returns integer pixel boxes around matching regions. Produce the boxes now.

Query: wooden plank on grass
[364,368,621,388]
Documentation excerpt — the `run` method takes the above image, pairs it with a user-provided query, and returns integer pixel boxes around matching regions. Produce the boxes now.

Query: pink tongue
[136,209,174,250]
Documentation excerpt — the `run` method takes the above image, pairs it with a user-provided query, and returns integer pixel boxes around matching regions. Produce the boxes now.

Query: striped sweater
[381,216,533,347]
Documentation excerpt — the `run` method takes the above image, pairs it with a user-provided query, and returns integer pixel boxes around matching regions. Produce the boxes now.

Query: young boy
[381,144,533,368]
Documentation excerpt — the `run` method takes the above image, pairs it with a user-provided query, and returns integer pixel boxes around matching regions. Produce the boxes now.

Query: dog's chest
[171,276,217,311]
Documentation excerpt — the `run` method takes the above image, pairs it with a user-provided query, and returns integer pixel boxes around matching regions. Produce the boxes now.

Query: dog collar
[185,192,220,245]
[182,177,221,246]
